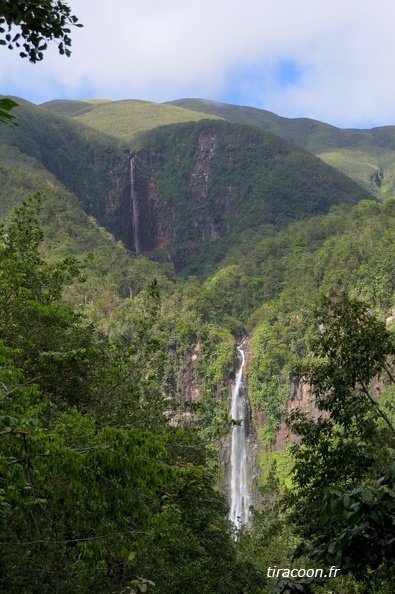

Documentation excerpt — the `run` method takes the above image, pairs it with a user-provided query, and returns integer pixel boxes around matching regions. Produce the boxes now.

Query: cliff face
[125,126,232,268]
[273,380,318,451]
[271,374,385,451]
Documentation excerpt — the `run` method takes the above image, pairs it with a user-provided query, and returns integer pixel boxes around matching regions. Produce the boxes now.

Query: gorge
[2,96,395,593]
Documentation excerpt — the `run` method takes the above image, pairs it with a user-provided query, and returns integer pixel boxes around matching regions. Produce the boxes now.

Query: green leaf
[0,98,18,126]
[361,487,374,503]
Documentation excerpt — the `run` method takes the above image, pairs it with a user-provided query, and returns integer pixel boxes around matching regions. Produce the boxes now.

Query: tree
[0,197,169,591]
[0,0,82,62]
[0,0,82,124]
[280,293,395,592]
[0,194,265,593]
[0,192,101,409]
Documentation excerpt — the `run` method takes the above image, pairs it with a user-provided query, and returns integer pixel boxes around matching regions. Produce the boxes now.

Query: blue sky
[1,0,395,129]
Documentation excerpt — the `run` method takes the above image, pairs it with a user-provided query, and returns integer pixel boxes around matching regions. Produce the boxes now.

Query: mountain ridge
[167,98,395,198]
[1,98,373,277]
[40,97,223,141]
[38,95,395,200]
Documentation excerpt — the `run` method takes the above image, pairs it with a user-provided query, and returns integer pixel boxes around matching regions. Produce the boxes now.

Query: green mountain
[40,96,395,201]
[2,99,371,278]
[130,118,371,274]
[168,98,395,199]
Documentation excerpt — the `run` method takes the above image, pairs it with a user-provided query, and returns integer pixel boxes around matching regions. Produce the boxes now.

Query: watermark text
[267,566,340,579]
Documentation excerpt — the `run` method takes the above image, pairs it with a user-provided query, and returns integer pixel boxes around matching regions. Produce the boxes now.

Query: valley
[1,94,395,593]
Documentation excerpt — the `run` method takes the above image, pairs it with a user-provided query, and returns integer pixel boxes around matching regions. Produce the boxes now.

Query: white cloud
[1,0,395,126]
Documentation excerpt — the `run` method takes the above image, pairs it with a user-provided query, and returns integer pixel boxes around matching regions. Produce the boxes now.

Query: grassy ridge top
[166,98,369,151]
[40,99,100,117]
[41,98,222,142]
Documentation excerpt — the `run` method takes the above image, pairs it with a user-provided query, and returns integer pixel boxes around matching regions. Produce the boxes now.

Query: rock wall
[274,380,318,451]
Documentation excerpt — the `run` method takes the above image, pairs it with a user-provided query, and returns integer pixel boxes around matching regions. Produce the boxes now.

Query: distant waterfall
[130,156,140,255]
[229,342,251,528]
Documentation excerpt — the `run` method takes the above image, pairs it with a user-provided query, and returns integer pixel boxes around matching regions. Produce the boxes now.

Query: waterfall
[229,342,251,528]
[130,156,140,255]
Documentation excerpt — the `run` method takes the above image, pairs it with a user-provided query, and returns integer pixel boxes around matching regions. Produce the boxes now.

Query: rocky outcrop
[190,131,217,201]
[274,380,317,450]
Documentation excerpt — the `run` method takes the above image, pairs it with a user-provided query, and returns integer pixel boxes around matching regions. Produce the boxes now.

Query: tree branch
[16,532,148,546]
[360,381,395,435]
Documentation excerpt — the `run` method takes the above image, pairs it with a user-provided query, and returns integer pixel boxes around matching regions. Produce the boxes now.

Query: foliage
[0,0,82,62]
[248,300,311,442]
[0,372,172,592]
[313,462,395,580]
[0,192,101,408]
[0,194,265,593]
[298,293,395,430]
[169,98,395,200]
[0,96,18,126]
[282,294,395,592]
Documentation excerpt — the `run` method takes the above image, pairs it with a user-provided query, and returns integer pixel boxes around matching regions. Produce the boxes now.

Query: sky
[1,0,395,129]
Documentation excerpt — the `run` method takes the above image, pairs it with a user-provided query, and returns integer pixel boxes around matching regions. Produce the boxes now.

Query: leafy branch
[0,0,82,62]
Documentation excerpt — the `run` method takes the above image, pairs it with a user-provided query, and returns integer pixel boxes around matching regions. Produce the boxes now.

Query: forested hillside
[2,93,395,593]
[1,99,372,273]
[0,195,268,593]
[169,98,395,200]
[129,119,370,274]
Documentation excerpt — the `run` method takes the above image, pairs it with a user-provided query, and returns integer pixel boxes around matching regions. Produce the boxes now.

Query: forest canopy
[0,194,265,593]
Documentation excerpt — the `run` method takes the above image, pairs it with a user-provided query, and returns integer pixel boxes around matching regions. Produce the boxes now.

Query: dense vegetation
[3,94,395,592]
[0,195,267,593]
[237,294,395,594]
[1,100,371,275]
[131,119,370,273]
[169,98,395,200]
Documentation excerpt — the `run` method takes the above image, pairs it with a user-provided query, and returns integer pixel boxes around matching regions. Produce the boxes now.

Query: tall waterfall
[130,157,140,255]
[229,342,251,528]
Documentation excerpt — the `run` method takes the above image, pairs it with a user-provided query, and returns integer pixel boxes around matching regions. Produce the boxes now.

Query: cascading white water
[130,156,140,255]
[229,342,251,528]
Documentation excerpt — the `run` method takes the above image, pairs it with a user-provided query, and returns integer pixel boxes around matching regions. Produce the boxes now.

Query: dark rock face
[273,380,318,451]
